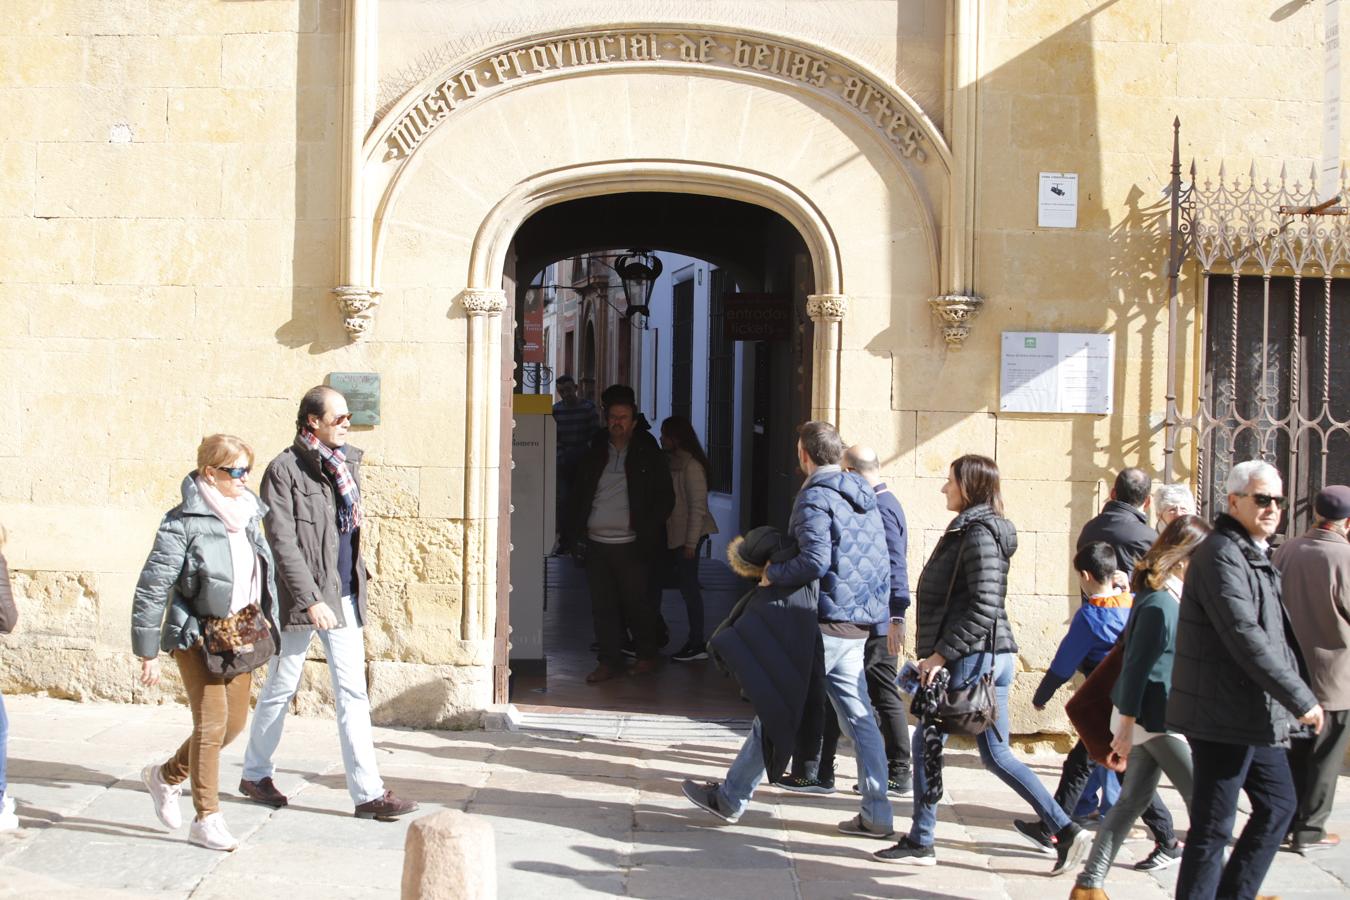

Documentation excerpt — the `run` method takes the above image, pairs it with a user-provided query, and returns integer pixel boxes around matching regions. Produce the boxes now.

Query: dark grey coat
[130,475,278,658]
[1077,500,1157,577]
[1167,513,1317,746]
[260,437,370,630]
[914,504,1020,661]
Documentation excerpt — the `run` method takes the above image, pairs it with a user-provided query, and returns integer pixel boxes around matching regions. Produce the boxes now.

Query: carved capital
[928,293,984,348]
[462,288,508,317]
[806,293,848,322]
[333,286,382,342]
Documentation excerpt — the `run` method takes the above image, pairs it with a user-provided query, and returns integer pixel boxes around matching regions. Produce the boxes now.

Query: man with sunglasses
[239,386,418,820]
[1169,459,1323,900]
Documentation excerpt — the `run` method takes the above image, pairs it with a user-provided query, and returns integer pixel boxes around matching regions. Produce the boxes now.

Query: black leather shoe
[354,790,419,820]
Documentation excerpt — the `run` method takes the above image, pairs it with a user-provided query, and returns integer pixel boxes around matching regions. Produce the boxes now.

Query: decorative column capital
[929,293,984,348]
[462,288,508,317]
[333,285,382,342]
[806,293,848,322]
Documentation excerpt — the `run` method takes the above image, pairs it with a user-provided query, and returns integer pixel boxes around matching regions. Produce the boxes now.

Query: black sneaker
[852,778,912,797]
[671,643,708,662]
[838,814,895,840]
[681,779,739,823]
[774,774,836,794]
[621,641,637,659]
[1013,818,1056,856]
[1133,841,1182,871]
[1051,822,1091,876]
[874,836,936,865]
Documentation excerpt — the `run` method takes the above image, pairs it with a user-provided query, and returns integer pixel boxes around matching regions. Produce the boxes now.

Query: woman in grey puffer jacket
[131,434,278,853]
[877,454,1089,872]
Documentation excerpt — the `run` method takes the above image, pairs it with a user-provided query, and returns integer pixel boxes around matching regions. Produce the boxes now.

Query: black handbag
[921,526,1002,739]
[200,602,276,678]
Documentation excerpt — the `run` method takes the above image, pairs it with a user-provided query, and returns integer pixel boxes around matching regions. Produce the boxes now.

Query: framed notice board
[327,372,381,426]
[999,332,1113,415]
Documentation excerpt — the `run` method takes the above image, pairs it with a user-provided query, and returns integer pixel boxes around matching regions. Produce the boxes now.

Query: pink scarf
[195,477,258,533]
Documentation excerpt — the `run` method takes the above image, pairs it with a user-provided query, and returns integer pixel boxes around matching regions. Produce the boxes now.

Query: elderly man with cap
[1273,484,1350,855]
[681,526,820,824]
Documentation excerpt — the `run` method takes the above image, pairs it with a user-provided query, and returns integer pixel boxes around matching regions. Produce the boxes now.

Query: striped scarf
[298,429,362,533]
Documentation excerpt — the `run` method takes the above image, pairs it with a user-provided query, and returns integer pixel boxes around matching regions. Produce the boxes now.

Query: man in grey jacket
[239,386,417,820]
[1169,460,1323,899]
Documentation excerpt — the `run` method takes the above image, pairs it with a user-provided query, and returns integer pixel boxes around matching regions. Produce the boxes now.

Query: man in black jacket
[568,397,674,683]
[1169,459,1324,900]
[1077,467,1157,577]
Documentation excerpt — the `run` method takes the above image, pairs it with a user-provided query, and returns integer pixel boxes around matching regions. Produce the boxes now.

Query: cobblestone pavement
[0,694,1346,899]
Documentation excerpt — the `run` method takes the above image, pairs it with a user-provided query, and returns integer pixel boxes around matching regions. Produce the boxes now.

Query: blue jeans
[1176,739,1296,900]
[0,689,8,803]
[909,651,1069,847]
[720,635,893,831]
[1074,764,1121,816]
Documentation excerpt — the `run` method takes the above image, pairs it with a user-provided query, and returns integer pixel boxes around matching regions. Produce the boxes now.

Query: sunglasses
[212,465,251,479]
[1237,492,1287,509]
[329,413,352,425]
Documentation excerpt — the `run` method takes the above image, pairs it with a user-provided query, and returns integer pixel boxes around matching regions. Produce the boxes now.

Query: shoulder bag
[200,602,275,678]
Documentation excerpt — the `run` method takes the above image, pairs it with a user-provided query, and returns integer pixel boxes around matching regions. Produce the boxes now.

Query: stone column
[460,288,507,642]
[806,293,848,423]
[333,0,379,342]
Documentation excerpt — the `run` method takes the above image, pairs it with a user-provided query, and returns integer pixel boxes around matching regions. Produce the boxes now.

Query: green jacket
[1110,586,1178,734]
[130,474,278,658]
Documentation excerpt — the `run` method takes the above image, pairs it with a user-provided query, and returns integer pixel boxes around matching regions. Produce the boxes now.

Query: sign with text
[327,372,381,426]
[1000,332,1113,415]
[724,292,792,341]
[1038,172,1079,228]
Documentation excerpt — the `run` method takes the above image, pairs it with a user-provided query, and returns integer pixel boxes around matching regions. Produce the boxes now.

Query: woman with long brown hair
[877,454,1088,870]
[1068,514,1211,898]
[660,416,719,662]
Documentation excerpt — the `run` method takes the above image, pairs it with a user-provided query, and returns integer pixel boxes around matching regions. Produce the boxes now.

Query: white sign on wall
[1000,331,1114,414]
[1038,172,1079,228]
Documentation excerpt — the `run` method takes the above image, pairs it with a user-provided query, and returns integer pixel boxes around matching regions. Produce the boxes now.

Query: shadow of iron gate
[1165,119,1350,535]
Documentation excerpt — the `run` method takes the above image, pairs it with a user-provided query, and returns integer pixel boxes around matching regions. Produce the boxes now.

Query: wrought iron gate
[1165,120,1350,534]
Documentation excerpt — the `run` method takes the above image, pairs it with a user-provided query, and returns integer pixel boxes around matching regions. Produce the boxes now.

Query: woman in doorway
[1067,515,1209,897]
[131,434,279,851]
[661,416,719,662]
[876,454,1090,870]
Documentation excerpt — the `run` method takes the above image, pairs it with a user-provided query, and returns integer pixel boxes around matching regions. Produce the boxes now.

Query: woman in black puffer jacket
[876,455,1089,871]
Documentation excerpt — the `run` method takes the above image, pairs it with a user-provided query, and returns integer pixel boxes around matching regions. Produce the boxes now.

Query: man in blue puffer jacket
[764,421,894,838]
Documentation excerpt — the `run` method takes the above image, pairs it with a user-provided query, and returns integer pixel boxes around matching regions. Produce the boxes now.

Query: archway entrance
[503,192,814,716]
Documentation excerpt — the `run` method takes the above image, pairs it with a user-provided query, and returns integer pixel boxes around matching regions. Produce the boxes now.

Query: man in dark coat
[1169,460,1324,900]
[568,396,674,683]
[1077,467,1157,577]
[682,526,818,816]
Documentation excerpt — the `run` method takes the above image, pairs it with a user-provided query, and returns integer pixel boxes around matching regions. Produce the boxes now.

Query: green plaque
[327,372,380,426]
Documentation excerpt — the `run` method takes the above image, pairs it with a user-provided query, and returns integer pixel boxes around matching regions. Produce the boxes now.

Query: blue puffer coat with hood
[765,465,889,625]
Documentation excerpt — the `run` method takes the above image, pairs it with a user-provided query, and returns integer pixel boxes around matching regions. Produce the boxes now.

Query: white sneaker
[188,812,238,851]
[0,795,17,832]
[141,763,183,830]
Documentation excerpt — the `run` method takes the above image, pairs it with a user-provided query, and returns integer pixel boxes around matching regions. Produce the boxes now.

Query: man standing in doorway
[569,397,674,683]
[238,386,418,820]
[762,422,894,838]
[551,374,597,547]
[1169,460,1323,899]
[1273,484,1350,855]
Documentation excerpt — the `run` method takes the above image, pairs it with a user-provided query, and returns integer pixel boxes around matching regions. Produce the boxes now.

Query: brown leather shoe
[1292,833,1339,853]
[586,663,622,683]
[354,790,419,820]
[631,657,661,676]
[238,777,288,808]
[1068,887,1109,900]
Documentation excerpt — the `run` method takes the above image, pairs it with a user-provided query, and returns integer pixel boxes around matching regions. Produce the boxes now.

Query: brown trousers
[160,648,253,817]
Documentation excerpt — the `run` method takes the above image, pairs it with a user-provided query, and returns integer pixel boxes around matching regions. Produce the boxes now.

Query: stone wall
[0,0,1343,735]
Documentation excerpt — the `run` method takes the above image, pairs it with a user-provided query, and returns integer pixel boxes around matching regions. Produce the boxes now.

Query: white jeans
[242,595,385,805]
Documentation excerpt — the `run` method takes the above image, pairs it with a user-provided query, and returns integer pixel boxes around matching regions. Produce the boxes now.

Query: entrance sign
[1038,173,1078,228]
[999,332,1113,415]
[724,292,792,341]
[327,372,381,425]
[381,29,934,165]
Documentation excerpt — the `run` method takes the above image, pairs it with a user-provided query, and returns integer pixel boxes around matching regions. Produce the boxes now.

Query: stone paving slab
[0,694,1347,898]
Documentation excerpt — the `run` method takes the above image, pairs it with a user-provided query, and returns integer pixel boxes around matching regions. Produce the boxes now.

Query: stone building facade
[1,1,1344,735]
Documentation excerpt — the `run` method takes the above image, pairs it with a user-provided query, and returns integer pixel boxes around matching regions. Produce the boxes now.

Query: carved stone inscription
[384,30,931,164]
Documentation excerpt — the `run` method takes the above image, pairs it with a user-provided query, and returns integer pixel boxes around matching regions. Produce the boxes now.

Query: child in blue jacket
[1034,541,1133,820]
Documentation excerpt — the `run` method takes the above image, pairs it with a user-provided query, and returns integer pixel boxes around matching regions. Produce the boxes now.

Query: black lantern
[613,249,663,320]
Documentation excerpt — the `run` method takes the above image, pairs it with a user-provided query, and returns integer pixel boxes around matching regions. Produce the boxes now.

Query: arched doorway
[366,26,947,712]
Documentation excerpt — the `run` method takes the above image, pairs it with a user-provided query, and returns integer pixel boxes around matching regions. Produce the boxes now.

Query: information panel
[999,332,1113,415]
[327,372,381,426]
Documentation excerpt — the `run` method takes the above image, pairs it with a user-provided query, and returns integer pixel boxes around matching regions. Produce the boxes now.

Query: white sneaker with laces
[141,763,183,830]
[188,812,239,851]
[0,795,18,832]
